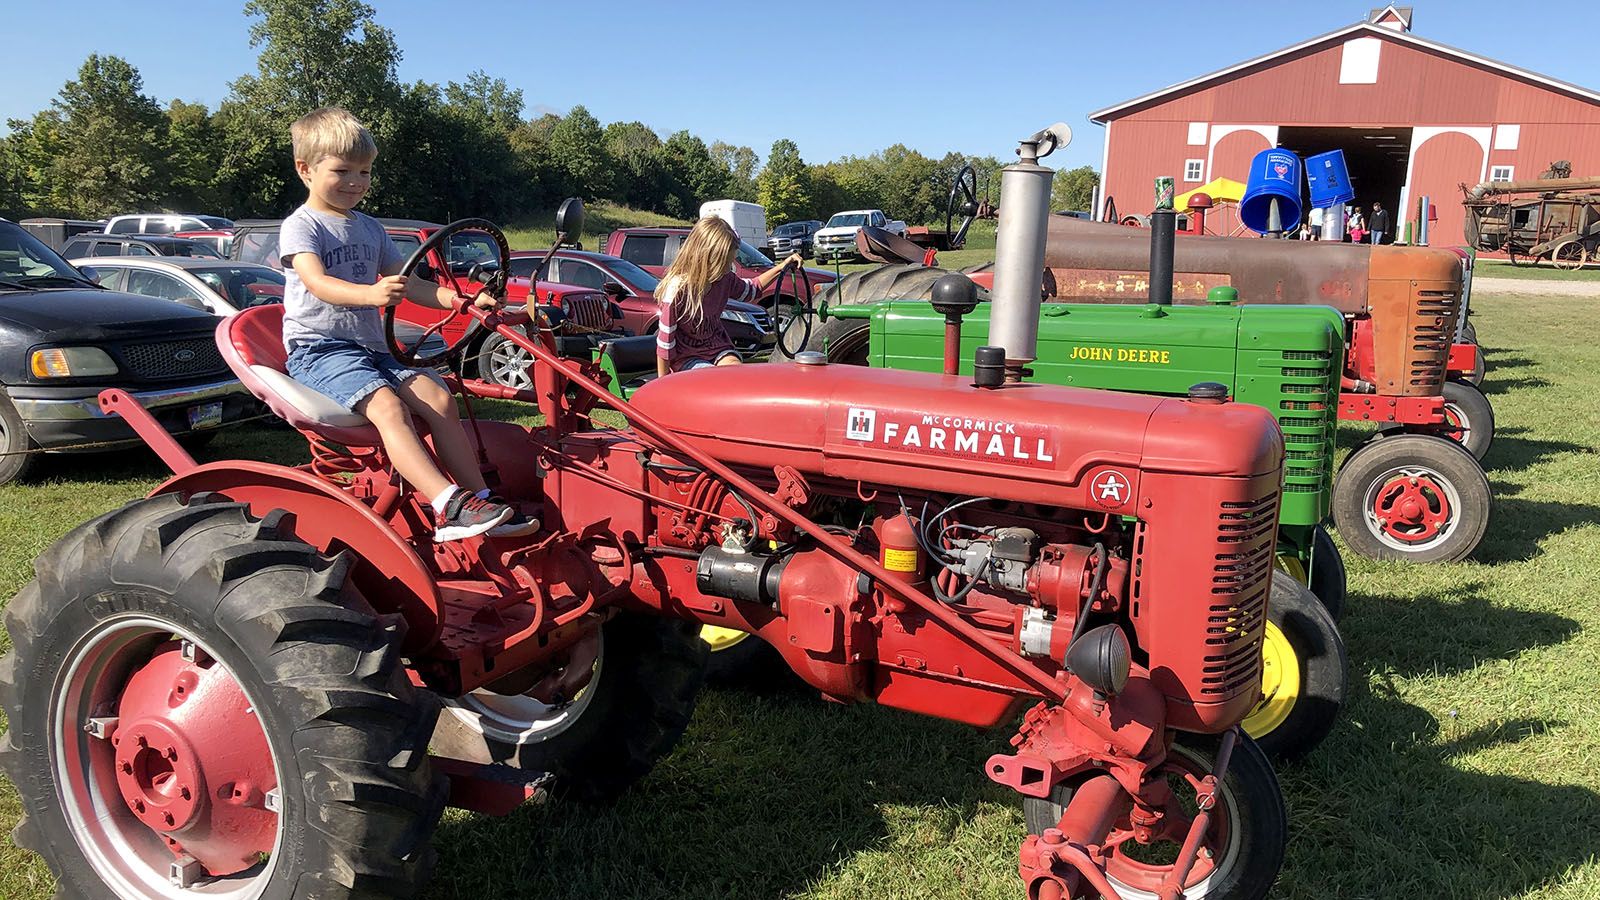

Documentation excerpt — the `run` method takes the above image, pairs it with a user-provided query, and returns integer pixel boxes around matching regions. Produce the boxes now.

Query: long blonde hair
[659,217,740,324]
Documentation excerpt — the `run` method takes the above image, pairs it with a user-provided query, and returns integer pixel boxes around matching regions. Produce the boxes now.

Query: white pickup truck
[812,209,907,261]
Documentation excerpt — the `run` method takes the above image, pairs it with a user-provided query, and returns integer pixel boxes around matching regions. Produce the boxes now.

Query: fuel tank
[1038,216,1461,317]
[627,360,1283,514]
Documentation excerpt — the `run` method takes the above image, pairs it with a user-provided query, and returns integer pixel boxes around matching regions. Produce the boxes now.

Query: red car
[601,226,835,320]
[507,249,776,356]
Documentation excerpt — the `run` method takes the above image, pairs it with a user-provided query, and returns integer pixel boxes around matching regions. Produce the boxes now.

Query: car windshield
[446,232,500,273]
[197,216,234,229]
[0,223,93,287]
[190,266,286,309]
[389,233,421,259]
[827,214,867,228]
[775,224,803,236]
[602,257,658,290]
[170,241,223,259]
[737,241,774,268]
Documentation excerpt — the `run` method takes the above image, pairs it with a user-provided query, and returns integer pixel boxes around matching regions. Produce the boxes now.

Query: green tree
[710,141,759,202]
[547,105,611,200]
[34,55,171,217]
[660,130,728,218]
[165,100,223,212]
[443,71,524,134]
[757,139,813,224]
[603,121,665,210]
[1052,165,1099,213]
[2,112,66,216]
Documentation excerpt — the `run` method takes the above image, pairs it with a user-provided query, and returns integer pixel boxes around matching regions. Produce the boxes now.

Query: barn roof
[1089,20,1600,124]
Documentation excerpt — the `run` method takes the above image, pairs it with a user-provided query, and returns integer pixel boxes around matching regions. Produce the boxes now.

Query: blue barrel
[1305,149,1355,209]
[1240,148,1303,234]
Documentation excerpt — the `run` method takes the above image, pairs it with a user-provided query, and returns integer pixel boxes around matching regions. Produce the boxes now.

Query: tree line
[0,0,1097,228]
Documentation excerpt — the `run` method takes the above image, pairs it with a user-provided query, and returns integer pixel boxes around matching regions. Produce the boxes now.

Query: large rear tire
[1023,734,1286,900]
[429,613,707,804]
[1242,571,1347,762]
[0,492,446,899]
[1333,433,1491,563]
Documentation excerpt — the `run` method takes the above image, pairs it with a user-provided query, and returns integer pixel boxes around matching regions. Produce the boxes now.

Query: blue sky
[5,1,1598,173]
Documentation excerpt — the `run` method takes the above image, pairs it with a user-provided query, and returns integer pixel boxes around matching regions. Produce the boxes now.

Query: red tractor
[2,142,1292,899]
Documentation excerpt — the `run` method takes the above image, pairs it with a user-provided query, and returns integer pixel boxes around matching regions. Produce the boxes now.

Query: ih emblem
[1090,469,1132,509]
[846,407,876,441]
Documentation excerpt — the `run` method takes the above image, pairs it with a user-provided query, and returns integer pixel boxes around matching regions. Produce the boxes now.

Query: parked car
[508,249,776,353]
[175,229,235,257]
[103,213,233,235]
[72,257,284,315]
[813,209,908,261]
[19,218,104,252]
[62,234,224,260]
[0,219,255,485]
[767,220,824,259]
[602,227,835,320]
[225,216,608,385]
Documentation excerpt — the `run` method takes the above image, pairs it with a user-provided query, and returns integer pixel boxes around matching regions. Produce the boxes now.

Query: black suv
[61,234,223,260]
[767,220,824,258]
[0,220,254,485]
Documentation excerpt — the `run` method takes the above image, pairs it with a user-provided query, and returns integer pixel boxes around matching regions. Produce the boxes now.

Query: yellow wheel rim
[700,625,752,652]
[1243,619,1301,739]
[1275,552,1309,586]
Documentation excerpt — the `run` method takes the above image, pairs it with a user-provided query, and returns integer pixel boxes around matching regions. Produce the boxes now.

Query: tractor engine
[553,359,1284,739]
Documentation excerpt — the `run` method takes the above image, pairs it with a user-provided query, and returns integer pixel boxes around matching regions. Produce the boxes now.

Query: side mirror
[76,266,99,282]
[555,197,586,243]
[175,296,209,312]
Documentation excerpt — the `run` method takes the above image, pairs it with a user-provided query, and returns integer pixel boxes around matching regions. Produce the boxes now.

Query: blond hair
[290,107,377,166]
[659,217,741,324]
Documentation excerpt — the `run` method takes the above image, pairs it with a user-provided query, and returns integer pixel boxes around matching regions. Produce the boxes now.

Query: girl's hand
[784,253,804,270]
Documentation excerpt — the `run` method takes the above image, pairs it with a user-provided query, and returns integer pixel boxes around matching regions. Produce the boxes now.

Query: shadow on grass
[1278,684,1600,900]
[427,690,1010,900]
[1473,496,1600,564]
[1478,352,1537,374]
[1343,584,1580,680]
[1482,427,1590,473]
[1478,374,1552,397]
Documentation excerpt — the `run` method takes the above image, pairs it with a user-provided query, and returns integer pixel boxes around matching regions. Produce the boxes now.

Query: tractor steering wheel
[773,258,815,359]
[385,218,512,367]
[945,164,979,250]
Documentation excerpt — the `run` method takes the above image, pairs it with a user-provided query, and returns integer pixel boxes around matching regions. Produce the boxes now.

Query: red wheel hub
[1372,473,1452,542]
[1442,406,1466,444]
[108,642,278,877]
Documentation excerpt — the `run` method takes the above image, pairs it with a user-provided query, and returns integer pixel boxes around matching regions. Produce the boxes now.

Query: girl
[1347,206,1366,244]
[655,216,802,377]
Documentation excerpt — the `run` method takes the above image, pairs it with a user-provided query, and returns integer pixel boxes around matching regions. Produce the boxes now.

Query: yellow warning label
[883,548,919,572]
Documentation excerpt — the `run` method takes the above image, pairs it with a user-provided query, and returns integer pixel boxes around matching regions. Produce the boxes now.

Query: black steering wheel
[385,218,512,367]
[772,258,815,359]
[945,164,979,250]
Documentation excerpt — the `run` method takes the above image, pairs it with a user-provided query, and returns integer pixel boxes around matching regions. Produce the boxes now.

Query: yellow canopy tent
[1175,177,1246,211]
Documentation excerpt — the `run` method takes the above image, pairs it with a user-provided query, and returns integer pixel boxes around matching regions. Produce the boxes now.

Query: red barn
[1090,6,1600,248]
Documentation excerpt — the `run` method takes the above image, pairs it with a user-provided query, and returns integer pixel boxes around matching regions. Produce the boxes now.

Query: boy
[280,107,533,541]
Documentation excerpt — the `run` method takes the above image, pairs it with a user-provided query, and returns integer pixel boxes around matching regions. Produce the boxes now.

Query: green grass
[1477,258,1600,281]
[499,201,691,252]
[3,291,1600,897]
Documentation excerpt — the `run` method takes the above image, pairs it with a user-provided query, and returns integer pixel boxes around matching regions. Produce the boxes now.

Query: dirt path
[1473,277,1600,297]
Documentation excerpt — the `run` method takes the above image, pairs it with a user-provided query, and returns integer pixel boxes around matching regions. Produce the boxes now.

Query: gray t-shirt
[279,205,404,352]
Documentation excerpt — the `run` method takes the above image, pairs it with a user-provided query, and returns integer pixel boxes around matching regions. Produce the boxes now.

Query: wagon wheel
[1506,245,1528,267]
[1553,240,1587,270]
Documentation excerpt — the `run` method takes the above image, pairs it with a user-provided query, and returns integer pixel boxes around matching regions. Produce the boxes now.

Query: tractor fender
[152,460,443,653]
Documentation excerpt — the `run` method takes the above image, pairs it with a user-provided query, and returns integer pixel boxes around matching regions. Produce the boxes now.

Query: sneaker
[433,492,514,542]
[481,495,540,537]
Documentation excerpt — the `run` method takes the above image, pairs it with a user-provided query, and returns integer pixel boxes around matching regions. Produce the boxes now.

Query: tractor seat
[217,304,383,446]
[856,226,926,266]
[600,333,660,375]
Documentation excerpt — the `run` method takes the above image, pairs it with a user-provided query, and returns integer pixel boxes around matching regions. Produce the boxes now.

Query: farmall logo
[1089,468,1133,510]
[841,408,1056,467]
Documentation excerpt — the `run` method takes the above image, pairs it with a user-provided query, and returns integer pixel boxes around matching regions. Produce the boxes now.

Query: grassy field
[2,285,1598,898]
[1477,258,1600,281]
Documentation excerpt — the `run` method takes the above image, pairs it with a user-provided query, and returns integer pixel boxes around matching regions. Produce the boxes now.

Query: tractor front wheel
[430,612,707,803]
[1438,379,1495,460]
[1241,571,1347,762]
[1023,733,1286,900]
[1333,433,1491,563]
[0,493,446,900]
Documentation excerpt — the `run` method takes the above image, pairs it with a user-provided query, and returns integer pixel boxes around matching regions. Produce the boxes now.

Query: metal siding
[1210,130,1273,185]
[1102,120,1195,220]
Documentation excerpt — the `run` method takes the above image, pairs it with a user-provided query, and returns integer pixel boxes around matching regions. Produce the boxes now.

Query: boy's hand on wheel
[472,292,501,311]
[369,274,407,307]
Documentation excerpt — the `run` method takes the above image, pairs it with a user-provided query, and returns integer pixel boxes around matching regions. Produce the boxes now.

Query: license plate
[187,401,223,431]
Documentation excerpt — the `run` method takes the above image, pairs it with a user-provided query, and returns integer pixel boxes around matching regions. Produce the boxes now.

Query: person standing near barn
[1369,201,1391,245]
[1347,206,1366,244]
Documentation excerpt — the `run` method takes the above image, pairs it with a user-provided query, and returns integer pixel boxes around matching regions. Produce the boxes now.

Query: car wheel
[0,390,37,486]
[476,331,535,391]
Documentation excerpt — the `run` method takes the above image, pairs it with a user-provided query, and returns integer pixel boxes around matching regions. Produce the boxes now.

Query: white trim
[1089,21,1600,123]
[1095,120,1112,221]
[1186,122,1208,145]
[1493,124,1520,151]
[1371,5,1411,31]
[1338,37,1382,84]
[1397,126,1490,231]
[1183,159,1205,182]
[1205,125,1278,181]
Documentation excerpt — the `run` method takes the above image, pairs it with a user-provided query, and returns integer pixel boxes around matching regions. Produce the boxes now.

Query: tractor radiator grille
[1201,491,1277,697]
[1408,289,1459,388]
[117,336,228,380]
[1276,350,1334,495]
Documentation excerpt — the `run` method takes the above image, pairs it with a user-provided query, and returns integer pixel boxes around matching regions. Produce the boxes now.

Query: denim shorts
[681,350,741,371]
[287,338,446,412]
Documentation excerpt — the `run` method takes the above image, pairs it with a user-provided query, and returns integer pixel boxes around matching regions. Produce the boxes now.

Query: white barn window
[1490,166,1514,182]
[1184,159,1204,182]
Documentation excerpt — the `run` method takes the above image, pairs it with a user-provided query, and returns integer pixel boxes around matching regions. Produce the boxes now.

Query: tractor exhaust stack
[988,123,1071,380]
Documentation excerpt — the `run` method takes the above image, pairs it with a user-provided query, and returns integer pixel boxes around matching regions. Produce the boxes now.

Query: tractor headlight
[30,346,119,379]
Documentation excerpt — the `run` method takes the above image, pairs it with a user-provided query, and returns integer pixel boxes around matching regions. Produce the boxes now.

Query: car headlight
[30,346,119,378]
[721,310,758,327]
